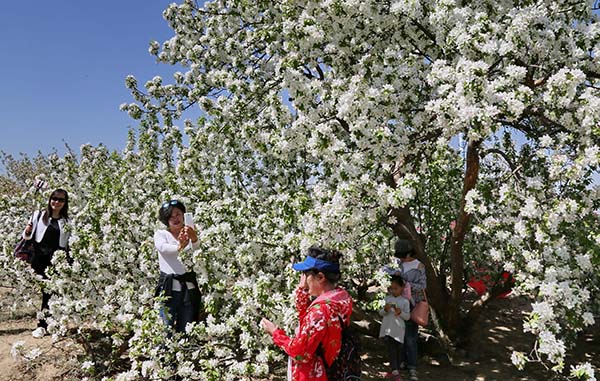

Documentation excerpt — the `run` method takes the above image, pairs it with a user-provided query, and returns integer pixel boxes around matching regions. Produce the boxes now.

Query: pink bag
[411,292,429,327]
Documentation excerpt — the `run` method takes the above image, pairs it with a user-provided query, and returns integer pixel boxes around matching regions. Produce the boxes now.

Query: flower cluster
[1,0,599,379]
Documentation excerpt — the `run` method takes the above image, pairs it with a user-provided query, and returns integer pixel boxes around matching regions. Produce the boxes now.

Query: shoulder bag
[410,290,429,327]
[14,211,42,263]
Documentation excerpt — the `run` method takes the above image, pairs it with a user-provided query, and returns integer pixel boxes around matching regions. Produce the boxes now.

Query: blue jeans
[403,319,418,369]
[159,290,198,333]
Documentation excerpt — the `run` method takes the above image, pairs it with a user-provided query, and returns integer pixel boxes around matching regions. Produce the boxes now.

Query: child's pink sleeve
[402,282,412,301]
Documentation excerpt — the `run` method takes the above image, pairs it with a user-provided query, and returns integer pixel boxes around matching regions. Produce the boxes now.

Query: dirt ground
[0,310,75,381]
[357,296,599,381]
[1,294,598,381]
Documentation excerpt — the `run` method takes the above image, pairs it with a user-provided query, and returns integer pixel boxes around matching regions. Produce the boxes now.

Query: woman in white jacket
[22,188,70,338]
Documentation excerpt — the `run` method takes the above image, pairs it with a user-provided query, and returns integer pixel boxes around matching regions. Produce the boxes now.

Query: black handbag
[14,211,42,263]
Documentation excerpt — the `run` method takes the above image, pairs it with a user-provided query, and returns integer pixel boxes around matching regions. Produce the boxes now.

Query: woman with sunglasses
[22,188,70,338]
[261,246,353,381]
[154,200,202,333]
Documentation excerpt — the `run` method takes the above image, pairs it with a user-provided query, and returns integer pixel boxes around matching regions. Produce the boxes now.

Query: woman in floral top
[261,246,353,381]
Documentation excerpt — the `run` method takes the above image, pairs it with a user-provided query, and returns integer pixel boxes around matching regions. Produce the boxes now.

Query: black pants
[31,247,54,329]
[37,291,51,328]
[159,289,200,333]
[385,335,404,371]
[31,248,53,277]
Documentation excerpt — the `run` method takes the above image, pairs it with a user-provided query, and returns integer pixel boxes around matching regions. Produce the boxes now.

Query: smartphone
[184,212,194,227]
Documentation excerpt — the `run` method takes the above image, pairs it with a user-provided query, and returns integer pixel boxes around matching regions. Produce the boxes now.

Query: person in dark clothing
[22,189,70,338]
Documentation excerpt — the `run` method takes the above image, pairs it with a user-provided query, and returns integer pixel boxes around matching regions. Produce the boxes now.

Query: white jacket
[22,210,69,249]
[378,295,411,343]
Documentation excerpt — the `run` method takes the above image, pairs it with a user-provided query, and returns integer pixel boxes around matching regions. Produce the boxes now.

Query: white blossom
[0,0,598,378]
[10,341,25,360]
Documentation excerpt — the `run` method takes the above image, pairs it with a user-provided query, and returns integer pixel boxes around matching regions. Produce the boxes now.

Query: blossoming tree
[122,0,599,374]
[1,0,599,380]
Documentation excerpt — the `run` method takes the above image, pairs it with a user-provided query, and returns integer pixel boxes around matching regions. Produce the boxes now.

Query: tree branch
[482,148,522,180]
[315,64,325,81]
[335,117,351,134]
[410,19,438,46]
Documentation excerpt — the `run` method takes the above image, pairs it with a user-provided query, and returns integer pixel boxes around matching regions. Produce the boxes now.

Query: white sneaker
[408,369,418,381]
[32,327,46,338]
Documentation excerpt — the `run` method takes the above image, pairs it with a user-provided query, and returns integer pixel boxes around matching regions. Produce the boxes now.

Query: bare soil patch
[356,296,599,381]
[0,317,68,381]
[0,294,597,380]
[0,289,80,381]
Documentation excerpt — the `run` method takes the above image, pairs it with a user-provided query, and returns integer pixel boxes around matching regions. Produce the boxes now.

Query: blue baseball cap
[292,256,340,273]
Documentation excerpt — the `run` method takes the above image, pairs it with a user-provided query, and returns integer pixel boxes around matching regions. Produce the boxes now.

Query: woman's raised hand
[177,227,198,250]
[298,273,308,290]
[177,230,189,251]
[260,318,277,335]
[25,222,33,235]
[185,226,198,243]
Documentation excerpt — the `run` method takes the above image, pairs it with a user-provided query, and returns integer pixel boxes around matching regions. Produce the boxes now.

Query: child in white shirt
[379,276,411,381]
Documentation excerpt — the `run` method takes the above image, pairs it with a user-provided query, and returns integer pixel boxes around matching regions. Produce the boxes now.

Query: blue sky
[0,1,177,157]
[0,3,597,184]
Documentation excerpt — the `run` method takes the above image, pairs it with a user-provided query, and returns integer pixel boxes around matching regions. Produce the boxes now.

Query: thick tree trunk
[445,139,481,336]
[388,206,448,317]
[388,139,482,340]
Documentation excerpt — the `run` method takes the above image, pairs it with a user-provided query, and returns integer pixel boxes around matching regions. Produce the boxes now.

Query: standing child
[379,276,411,381]
[383,239,427,381]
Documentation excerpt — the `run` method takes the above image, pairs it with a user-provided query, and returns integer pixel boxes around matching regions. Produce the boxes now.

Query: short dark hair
[394,239,414,259]
[390,275,405,288]
[306,245,343,284]
[158,200,186,226]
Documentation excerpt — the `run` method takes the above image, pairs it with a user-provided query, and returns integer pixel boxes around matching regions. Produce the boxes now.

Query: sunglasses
[161,200,180,209]
[51,197,66,203]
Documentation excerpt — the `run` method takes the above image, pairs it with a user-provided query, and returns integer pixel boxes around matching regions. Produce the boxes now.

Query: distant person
[379,276,410,381]
[260,246,353,381]
[154,200,201,333]
[22,189,70,338]
[383,239,427,381]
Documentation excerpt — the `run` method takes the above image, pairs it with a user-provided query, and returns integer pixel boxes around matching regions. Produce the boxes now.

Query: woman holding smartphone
[22,188,70,338]
[154,200,202,333]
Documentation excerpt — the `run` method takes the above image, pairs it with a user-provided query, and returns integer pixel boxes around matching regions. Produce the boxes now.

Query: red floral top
[271,287,353,381]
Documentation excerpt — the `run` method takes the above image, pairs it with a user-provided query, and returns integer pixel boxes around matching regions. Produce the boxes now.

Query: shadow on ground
[0,328,30,336]
[357,295,599,381]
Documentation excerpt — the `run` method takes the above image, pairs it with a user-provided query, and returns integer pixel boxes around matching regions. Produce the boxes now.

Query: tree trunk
[389,139,482,340]
[445,139,481,336]
[389,206,449,318]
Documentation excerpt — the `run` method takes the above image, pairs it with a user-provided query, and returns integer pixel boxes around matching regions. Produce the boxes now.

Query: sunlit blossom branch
[483,148,522,180]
